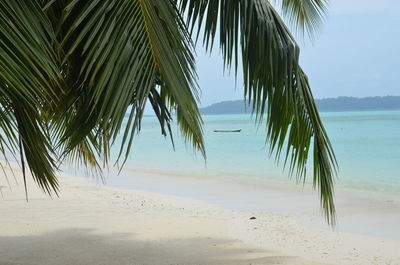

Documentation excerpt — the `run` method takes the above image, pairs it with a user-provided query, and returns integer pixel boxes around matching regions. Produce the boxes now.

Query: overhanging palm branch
[52,0,204,163]
[0,0,61,196]
[0,0,337,224]
[180,0,336,223]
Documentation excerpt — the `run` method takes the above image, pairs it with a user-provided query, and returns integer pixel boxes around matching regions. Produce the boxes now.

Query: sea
[99,110,400,197]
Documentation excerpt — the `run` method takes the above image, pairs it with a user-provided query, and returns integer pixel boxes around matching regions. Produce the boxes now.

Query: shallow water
[107,110,400,196]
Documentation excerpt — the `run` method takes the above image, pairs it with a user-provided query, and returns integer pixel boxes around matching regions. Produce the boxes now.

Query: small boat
[213,129,242,133]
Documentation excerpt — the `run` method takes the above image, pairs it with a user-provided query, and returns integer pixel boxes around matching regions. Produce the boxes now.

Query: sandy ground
[0,165,399,265]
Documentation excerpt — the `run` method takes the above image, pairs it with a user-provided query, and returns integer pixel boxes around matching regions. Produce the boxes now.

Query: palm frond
[52,0,204,167]
[180,0,337,224]
[0,0,61,195]
[276,0,328,37]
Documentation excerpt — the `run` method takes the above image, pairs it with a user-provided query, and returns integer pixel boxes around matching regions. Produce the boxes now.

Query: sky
[195,0,400,107]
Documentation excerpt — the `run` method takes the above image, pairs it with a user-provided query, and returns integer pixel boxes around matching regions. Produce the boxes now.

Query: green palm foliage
[0,0,337,223]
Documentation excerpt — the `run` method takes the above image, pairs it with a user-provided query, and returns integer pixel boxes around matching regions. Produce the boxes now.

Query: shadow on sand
[0,228,319,265]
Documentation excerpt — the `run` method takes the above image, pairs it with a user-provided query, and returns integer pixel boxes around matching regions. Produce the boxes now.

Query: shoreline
[119,166,400,200]
[79,166,400,241]
[1,164,399,264]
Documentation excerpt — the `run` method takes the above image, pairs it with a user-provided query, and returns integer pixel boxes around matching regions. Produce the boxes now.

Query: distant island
[200,96,400,115]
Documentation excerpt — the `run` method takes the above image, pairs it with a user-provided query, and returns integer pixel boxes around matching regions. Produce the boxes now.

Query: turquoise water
[111,110,400,195]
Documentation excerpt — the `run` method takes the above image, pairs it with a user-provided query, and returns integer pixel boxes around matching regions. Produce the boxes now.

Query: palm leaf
[276,0,328,37]
[0,0,62,195]
[180,0,337,224]
[48,0,204,167]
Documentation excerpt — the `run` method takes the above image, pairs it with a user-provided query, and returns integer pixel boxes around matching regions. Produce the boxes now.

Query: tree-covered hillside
[200,96,400,114]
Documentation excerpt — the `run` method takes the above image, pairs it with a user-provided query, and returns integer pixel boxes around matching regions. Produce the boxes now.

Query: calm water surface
[107,110,400,196]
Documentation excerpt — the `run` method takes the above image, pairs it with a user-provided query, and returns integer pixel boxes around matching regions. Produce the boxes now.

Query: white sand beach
[1,164,399,265]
